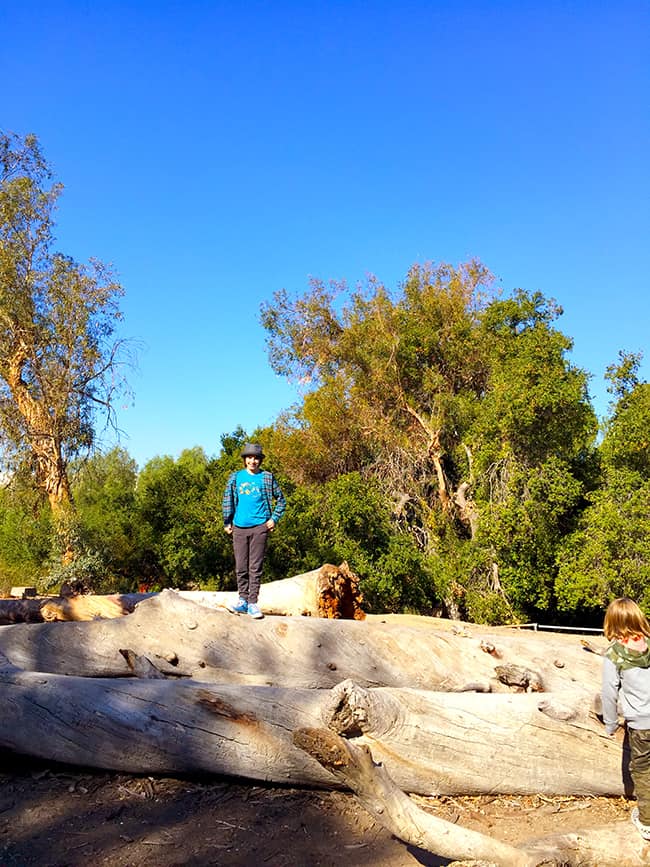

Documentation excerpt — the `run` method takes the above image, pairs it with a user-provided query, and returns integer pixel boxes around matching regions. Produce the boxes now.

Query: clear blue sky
[2,1,648,469]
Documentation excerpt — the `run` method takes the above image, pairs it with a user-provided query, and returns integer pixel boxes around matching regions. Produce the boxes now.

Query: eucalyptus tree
[0,132,131,554]
[556,352,650,618]
[262,261,597,621]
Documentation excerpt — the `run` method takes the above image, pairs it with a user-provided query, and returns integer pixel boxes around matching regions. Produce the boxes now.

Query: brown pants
[629,728,650,824]
[232,523,269,604]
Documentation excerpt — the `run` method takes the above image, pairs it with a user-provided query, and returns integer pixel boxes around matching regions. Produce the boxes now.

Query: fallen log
[0,591,605,695]
[0,563,363,624]
[0,654,335,785]
[294,726,532,866]
[322,679,628,796]
[294,727,648,867]
[0,592,154,624]
[0,654,629,797]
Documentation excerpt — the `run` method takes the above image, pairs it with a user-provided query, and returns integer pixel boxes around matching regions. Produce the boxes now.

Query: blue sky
[2,1,648,468]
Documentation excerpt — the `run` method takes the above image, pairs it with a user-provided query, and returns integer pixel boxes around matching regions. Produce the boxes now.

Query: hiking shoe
[632,807,650,840]
[227,597,248,614]
[247,603,264,619]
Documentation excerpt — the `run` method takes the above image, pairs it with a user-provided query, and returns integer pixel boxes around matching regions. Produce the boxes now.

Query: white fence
[517,623,604,636]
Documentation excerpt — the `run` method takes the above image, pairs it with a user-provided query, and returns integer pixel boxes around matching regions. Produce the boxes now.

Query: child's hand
[606,727,625,743]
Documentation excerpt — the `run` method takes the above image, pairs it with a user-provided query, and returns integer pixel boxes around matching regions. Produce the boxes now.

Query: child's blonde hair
[604,597,650,641]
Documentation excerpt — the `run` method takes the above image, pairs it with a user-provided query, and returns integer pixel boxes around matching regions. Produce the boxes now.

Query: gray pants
[232,523,269,604]
[630,728,650,824]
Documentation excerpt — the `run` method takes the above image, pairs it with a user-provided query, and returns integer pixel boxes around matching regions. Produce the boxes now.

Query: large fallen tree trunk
[0,656,628,796]
[0,591,605,695]
[0,654,335,784]
[322,679,628,796]
[0,563,364,624]
[294,727,647,867]
[0,592,153,624]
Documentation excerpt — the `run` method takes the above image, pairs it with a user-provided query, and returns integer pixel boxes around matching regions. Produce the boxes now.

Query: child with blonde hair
[602,596,650,840]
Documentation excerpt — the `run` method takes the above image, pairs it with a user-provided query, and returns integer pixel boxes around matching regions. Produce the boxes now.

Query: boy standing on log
[602,596,650,841]
[222,443,286,620]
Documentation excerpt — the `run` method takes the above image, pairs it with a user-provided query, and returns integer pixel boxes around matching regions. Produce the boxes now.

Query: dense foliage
[0,131,132,557]
[0,154,646,623]
[260,262,600,622]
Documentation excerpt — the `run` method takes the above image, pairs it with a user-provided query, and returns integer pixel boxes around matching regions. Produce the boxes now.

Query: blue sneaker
[227,597,248,614]
[247,603,264,619]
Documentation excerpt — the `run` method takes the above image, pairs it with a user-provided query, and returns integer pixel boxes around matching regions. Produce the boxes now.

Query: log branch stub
[293,727,534,866]
[325,679,400,739]
[494,664,544,692]
[118,649,168,679]
[536,697,580,722]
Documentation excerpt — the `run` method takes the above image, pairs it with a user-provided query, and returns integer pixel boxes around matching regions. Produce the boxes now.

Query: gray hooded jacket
[601,641,650,734]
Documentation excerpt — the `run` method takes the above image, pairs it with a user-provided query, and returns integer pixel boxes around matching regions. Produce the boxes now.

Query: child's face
[244,455,261,473]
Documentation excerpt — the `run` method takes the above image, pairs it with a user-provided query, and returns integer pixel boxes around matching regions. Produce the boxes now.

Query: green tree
[0,464,52,591]
[556,355,650,619]
[135,447,231,589]
[71,447,141,591]
[0,132,132,555]
[262,261,597,621]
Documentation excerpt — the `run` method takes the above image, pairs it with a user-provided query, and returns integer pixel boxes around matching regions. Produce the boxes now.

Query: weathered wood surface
[0,591,606,695]
[0,655,334,785]
[0,653,628,797]
[0,592,155,624]
[0,563,363,623]
[323,679,628,796]
[295,727,647,867]
[294,727,532,866]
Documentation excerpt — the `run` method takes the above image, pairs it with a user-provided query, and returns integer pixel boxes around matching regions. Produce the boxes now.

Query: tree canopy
[0,163,645,627]
[261,261,598,621]
[0,132,131,552]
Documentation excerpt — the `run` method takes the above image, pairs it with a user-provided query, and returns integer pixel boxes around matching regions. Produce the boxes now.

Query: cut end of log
[41,595,127,622]
[316,563,365,620]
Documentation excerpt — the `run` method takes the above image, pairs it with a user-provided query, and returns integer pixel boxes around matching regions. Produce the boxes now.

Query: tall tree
[0,132,131,553]
[262,261,597,621]
[556,352,650,618]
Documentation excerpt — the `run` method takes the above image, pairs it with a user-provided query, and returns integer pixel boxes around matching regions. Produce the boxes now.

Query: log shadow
[0,756,423,867]
[405,843,449,865]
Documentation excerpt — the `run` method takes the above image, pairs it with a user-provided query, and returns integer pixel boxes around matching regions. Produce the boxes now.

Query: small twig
[213,819,249,831]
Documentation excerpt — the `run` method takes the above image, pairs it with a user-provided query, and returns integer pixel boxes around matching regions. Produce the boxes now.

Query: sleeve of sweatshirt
[601,655,621,734]
[270,475,286,523]
[222,472,237,526]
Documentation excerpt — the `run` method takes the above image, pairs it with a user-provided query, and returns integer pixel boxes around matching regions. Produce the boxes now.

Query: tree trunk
[0,563,364,624]
[0,591,605,696]
[0,591,626,800]
[0,658,628,797]
[0,654,336,785]
[294,727,647,867]
[6,343,73,515]
[322,679,628,796]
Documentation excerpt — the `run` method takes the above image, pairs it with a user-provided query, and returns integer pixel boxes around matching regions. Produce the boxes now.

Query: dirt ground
[0,754,631,866]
